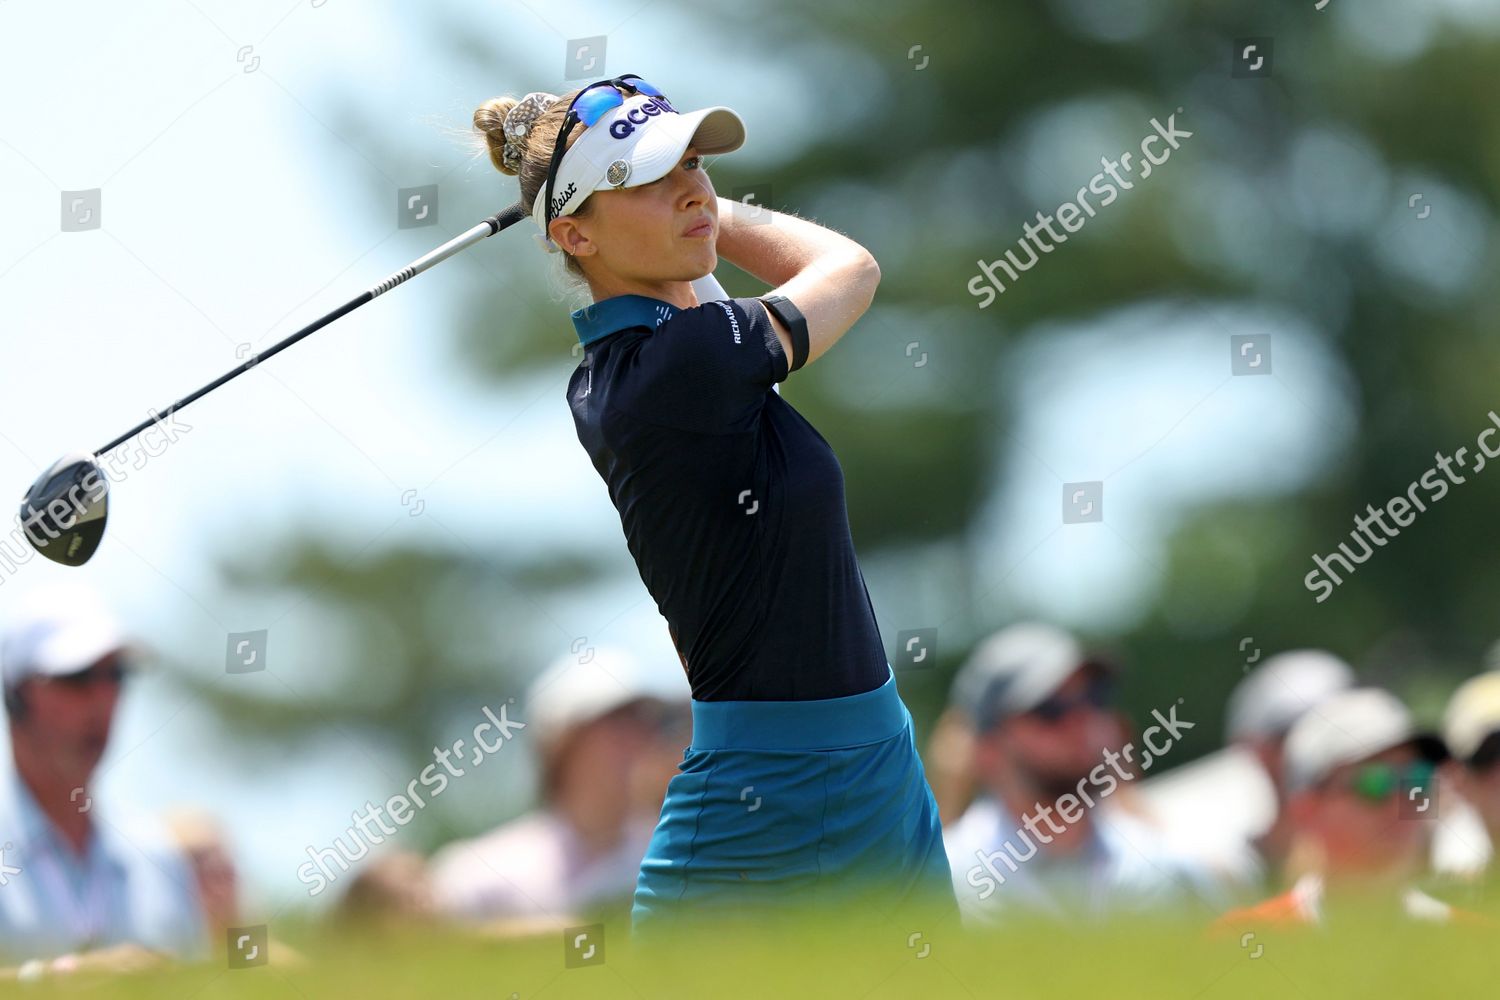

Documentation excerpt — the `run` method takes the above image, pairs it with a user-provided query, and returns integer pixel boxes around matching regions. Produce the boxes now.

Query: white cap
[524,645,687,756]
[1283,687,1446,794]
[951,622,1102,730]
[1,582,129,690]
[532,91,745,248]
[1226,649,1356,743]
[1443,672,1500,763]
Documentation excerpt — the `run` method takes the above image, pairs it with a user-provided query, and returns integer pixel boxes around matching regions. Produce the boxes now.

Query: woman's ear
[550,217,595,258]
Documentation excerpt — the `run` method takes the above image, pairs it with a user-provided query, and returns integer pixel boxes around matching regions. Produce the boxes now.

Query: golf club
[18,201,529,567]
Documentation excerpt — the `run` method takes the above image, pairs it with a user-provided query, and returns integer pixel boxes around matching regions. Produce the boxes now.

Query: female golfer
[473,75,957,935]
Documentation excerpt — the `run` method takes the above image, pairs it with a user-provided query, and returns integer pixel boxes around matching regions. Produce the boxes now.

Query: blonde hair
[471,89,593,283]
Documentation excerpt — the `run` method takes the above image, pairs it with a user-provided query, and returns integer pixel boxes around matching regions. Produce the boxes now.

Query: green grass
[12,889,1500,999]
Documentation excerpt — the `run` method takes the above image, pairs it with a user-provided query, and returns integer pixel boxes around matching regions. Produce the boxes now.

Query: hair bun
[499,91,558,174]
[473,96,522,176]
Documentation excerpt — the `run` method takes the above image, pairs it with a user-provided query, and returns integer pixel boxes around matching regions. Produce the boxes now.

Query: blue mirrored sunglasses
[572,75,667,126]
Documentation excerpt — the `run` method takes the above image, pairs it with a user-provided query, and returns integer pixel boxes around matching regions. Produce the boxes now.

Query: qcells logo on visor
[608,97,677,139]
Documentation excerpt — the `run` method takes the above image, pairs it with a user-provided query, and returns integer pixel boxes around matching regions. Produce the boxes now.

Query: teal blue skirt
[631,666,957,935]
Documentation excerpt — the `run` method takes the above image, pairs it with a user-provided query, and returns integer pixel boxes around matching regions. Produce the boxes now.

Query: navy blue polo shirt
[567,293,890,702]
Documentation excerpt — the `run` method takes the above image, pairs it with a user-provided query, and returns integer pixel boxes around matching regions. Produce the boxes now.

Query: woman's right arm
[712,197,880,372]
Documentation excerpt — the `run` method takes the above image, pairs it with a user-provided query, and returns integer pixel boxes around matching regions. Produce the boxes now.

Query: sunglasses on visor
[542,74,671,229]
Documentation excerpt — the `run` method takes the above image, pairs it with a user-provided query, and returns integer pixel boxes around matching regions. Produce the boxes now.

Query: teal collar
[572,294,681,348]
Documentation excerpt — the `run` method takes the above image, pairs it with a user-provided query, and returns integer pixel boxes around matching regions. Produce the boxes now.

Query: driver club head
[19,452,109,567]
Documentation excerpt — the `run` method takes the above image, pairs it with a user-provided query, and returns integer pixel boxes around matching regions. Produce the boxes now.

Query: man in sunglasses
[942,622,1216,925]
[1212,686,1481,930]
[0,584,206,978]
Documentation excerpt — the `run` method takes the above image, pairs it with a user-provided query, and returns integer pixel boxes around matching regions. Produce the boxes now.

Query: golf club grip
[94,202,528,458]
[371,202,527,298]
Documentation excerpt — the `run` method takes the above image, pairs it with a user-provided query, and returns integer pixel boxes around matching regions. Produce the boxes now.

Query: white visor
[531,92,745,249]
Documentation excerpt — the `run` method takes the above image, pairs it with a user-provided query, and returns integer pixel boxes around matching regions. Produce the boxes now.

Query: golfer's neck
[11,740,92,855]
[587,275,698,311]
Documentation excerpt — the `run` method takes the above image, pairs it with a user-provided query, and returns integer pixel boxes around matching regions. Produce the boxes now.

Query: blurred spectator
[1227,651,1356,819]
[1137,650,1354,895]
[428,646,689,923]
[1436,671,1500,880]
[0,584,206,975]
[927,624,1119,824]
[942,623,1218,925]
[163,809,239,941]
[1233,650,1355,874]
[337,849,572,943]
[334,850,438,930]
[1212,687,1477,929]
[165,807,305,966]
[925,698,980,827]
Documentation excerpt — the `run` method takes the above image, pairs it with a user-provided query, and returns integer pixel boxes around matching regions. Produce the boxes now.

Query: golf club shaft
[95,202,529,458]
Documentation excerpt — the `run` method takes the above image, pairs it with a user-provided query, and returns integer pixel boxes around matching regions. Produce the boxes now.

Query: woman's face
[551,147,719,292]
